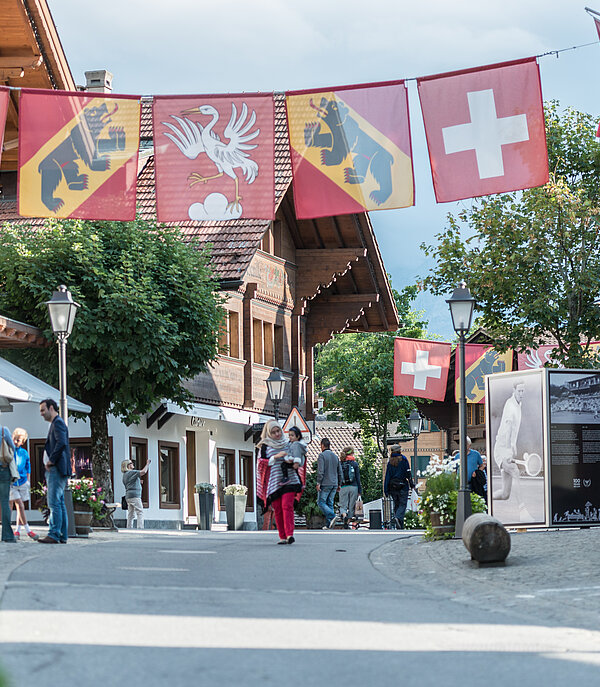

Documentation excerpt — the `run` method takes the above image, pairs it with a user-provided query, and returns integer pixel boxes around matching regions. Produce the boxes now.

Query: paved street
[1,527,600,686]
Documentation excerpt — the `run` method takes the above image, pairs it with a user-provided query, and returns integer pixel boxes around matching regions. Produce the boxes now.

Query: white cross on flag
[417,58,548,203]
[394,338,451,401]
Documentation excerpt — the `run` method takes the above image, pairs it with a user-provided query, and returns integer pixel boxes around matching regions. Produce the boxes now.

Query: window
[274,325,284,369]
[217,449,235,510]
[263,322,274,367]
[229,311,240,358]
[239,451,254,512]
[253,318,263,364]
[467,403,486,426]
[158,441,180,508]
[129,438,149,507]
[30,438,114,502]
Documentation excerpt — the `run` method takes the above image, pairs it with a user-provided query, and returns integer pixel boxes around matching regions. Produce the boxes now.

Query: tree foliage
[314,285,428,461]
[422,103,600,368]
[0,218,224,497]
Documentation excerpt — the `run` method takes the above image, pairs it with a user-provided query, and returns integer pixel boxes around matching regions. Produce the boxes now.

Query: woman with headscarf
[257,420,303,544]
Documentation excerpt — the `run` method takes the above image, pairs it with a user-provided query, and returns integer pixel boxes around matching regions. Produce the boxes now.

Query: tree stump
[462,513,511,566]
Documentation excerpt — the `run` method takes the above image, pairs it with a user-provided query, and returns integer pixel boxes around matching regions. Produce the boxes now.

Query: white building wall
[4,401,261,529]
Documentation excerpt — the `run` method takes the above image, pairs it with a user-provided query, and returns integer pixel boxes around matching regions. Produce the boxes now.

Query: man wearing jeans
[316,438,343,529]
[38,399,71,544]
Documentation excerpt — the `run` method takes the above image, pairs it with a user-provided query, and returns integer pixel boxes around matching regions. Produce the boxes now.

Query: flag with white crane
[153,94,274,221]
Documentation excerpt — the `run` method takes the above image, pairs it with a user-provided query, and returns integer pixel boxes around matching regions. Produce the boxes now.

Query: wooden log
[462,513,511,565]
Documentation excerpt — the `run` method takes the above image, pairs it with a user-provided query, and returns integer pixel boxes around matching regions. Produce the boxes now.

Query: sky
[49,0,599,339]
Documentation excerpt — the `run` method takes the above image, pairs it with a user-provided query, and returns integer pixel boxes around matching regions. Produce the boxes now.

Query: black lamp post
[408,408,422,484]
[45,285,80,423]
[447,281,476,538]
[265,368,287,421]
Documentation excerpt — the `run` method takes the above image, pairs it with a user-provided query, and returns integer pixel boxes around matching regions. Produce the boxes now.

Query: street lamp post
[447,281,476,539]
[265,368,287,421]
[45,285,80,423]
[408,408,422,484]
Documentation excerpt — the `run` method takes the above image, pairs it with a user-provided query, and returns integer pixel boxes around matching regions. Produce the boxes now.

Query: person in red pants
[257,420,303,544]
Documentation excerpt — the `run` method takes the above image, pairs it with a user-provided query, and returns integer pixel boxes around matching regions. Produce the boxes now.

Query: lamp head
[446,281,476,335]
[45,285,80,338]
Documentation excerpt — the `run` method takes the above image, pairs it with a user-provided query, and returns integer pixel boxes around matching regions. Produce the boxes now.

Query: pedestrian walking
[258,420,302,544]
[121,457,151,529]
[0,426,18,543]
[316,437,343,529]
[384,444,414,529]
[338,446,362,529]
[38,399,71,544]
[9,428,38,540]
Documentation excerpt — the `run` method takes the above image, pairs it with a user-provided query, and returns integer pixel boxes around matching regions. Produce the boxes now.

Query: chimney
[84,69,113,93]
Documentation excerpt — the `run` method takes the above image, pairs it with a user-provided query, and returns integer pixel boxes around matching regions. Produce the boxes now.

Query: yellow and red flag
[455,344,513,403]
[153,94,274,221]
[0,87,9,166]
[286,81,414,219]
[18,89,140,220]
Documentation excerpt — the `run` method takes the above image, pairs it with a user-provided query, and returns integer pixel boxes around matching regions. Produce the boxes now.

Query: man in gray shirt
[316,438,343,529]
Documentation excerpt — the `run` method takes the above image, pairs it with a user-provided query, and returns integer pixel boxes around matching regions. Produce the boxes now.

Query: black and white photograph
[549,371,600,423]
[487,370,547,526]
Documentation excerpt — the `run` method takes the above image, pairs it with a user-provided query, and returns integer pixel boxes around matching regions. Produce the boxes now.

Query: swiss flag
[394,338,451,402]
[417,58,548,203]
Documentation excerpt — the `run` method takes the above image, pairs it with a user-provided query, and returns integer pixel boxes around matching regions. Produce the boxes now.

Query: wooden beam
[146,404,167,429]
[157,412,174,430]
[242,283,257,408]
[317,293,379,303]
[295,248,366,300]
[0,56,42,69]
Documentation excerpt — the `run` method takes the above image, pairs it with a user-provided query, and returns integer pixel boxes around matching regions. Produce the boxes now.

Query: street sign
[282,406,312,443]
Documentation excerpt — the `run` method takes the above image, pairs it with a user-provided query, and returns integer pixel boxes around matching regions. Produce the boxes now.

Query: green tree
[314,285,428,462]
[422,103,600,368]
[358,435,384,503]
[0,218,223,499]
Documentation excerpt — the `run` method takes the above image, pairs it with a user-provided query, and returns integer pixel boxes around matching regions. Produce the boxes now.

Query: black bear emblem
[38,102,126,213]
[303,97,394,205]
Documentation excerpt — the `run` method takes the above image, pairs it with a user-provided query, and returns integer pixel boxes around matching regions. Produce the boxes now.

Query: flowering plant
[68,477,107,520]
[223,483,248,496]
[194,482,215,494]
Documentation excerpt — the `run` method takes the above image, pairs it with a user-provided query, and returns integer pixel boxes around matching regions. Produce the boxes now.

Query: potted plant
[194,482,215,531]
[68,477,107,536]
[224,484,247,530]
[418,457,486,539]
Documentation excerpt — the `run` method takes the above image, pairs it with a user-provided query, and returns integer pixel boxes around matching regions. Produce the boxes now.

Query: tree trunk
[89,402,113,500]
[88,401,116,529]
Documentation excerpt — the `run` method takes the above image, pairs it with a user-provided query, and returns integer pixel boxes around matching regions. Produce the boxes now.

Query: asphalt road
[1,529,599,686]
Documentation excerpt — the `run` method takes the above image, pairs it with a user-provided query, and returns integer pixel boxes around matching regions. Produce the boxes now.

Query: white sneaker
[328,515,339,529]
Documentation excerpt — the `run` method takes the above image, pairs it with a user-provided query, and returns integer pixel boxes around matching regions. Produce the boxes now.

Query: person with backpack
[338,447,361,529]
[384,444,414,529]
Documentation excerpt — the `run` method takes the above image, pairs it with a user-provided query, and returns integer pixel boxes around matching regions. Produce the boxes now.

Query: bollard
[64,487,77,538]
[462,513,511,566]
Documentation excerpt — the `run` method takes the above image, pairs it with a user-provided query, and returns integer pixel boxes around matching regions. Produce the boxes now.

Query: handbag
[355,495,364,518]
[1,427,19,481]
[121,495,128,510]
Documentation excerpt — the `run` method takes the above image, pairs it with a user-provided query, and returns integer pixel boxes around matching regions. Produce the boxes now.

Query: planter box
[225,494,246,530]
[73,507,93,537]
[194,492,214,531]
[306,514,326,529]
[430,511,454,538]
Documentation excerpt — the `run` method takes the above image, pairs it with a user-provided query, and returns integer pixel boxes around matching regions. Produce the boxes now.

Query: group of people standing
[0,399,72,544]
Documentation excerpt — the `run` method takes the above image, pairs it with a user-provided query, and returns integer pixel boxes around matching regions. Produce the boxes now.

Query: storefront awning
[0,356,91,413]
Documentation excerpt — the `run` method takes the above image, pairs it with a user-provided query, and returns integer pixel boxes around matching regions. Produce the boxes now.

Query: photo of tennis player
[487,371,546,526]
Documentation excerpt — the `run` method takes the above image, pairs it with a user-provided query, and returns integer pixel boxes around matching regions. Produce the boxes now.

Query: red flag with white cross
[417,58,548,203]
[394,338,451,401]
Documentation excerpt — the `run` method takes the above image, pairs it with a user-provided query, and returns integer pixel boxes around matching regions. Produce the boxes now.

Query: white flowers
[224,483,248,496]
[418,454,457,478]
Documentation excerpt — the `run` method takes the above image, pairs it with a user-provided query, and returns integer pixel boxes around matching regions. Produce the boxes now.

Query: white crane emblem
[162,102,260,220]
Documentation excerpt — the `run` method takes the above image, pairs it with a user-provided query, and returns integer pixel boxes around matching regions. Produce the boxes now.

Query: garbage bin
[369,509,382,529]
[64,487,77,537]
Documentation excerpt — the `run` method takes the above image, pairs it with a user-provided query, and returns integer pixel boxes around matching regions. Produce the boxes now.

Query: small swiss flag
[417,58,548,203]
[394,338,451,402]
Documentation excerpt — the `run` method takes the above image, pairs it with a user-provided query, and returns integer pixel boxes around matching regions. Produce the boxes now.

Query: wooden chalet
[0,0,399,527]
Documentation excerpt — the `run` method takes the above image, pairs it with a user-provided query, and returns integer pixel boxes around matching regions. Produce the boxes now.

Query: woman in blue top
[10,428,38,540]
